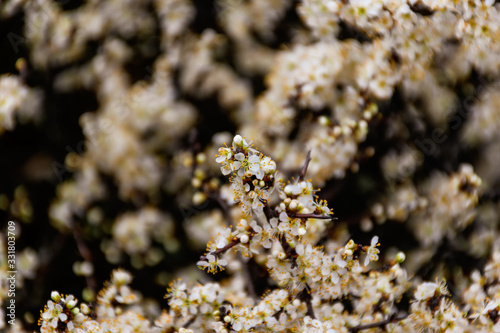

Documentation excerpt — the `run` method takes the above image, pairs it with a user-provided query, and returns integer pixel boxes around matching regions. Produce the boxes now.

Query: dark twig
[298,150,312,182]
[199,238,241,261]
[263,201,278,221]
[305,295,316,319]
[349,313,409,332]
[240,259,258,300]
[279,235,298,268]
[289,213,337,220]
[184,314,197,328]
[298,284,316,319]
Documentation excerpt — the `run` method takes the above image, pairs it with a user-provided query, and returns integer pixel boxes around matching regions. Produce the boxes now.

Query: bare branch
[279,235,298,268]
[298,150,312,182]
[290,213,337,220]
[297,284,316,319]
[183,314,197,328]
[199,238,241,261]
[240,259,258,300]
[349,313,409,332]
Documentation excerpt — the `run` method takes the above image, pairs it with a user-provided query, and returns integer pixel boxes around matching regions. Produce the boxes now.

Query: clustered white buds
[201,135,342,274]
[216,135,278,216]
[39,269,151,333]
[276,180,332,242]
[39,294,83,333]
[199,136,384,319]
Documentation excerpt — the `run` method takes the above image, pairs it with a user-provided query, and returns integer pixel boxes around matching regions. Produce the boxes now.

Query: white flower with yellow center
[364,236,380,266]
[41,301,67,329]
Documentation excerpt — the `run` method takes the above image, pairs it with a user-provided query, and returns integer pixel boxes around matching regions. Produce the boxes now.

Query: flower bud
[196,153,206,164]
[194,168,205,179]
[318,116,330,126]
[67,299,77,309]
[191,178,202,188]
[81,303,90,315]
[51,291,61,302]
[396,251,406,263]
[341,125,352,136]
[233,135,243,146]
[193,192,207,206]
[240,234,249,244]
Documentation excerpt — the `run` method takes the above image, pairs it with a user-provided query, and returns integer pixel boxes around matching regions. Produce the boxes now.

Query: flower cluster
[216,134,278,216]
[200,136,339,273]
[39,292,90,333]
[38,247,500,332]
[0,74,41,133]
[34,128,500,333]
[39,270,157,333]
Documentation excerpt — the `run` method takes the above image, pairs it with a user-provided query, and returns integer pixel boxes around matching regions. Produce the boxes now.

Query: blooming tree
[1,0,500,332]
[38,135,500,333]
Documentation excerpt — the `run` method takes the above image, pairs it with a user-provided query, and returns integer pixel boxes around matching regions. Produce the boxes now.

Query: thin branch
[279,235,298,268]
[241,259,258,300]
[263,201,278,222]
[298,150,312,182]
[183,314,197,328]
[272,308,284,320]
[305,295,316,319]
[297,284,316,319]
[289,213,337,220]
[349,313,409,333]
[199,238,241,261]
